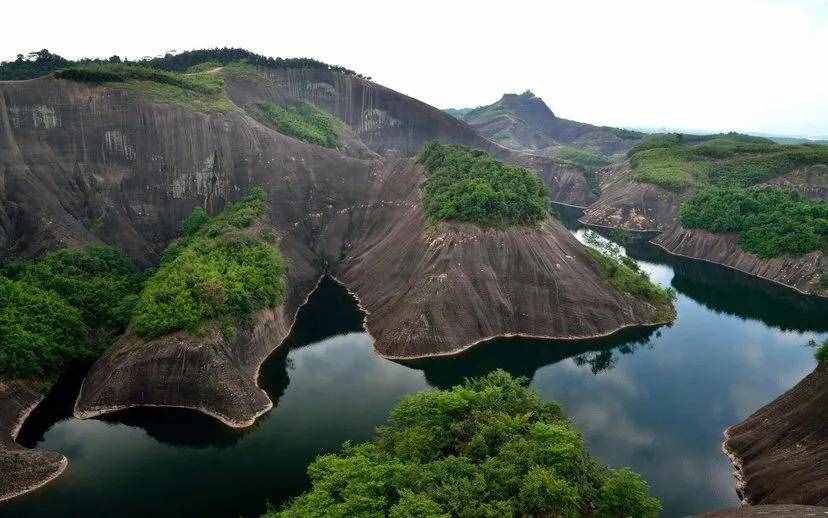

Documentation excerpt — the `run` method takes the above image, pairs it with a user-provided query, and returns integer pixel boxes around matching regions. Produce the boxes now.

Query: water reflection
[411,326,660,389]
[5,240,827,518]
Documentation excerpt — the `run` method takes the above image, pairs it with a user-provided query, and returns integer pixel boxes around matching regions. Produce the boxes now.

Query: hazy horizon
[4,0,826,138]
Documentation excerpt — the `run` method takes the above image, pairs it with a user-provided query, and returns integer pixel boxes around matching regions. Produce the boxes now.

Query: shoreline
[1,391,69,503]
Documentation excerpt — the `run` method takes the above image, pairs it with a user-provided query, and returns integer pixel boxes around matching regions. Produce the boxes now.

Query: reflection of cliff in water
[409,325,660,390]
[622,242,828,333]
[18,277,364,450]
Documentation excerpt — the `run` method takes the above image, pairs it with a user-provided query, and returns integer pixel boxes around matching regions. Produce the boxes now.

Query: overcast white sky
[3,0,827,137]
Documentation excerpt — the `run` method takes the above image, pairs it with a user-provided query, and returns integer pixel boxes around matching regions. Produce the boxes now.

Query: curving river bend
[3,220,827,518]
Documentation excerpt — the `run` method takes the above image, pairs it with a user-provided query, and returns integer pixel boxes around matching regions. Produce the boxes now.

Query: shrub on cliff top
[418,142,549,227]
[132,188,287,340]
[269,370,661,518]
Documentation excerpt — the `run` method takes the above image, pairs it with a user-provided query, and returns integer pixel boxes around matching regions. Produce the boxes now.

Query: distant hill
[445,90,645,158]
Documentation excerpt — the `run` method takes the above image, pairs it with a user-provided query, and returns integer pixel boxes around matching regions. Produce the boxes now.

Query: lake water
[4,221,827,518]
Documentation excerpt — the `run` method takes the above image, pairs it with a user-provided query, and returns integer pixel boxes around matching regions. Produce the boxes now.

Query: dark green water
[3,228,827,518]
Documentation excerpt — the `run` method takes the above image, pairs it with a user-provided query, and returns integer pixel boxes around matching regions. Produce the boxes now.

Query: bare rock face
[723,362,828,506]
[0,380,67,502]
[580,164,679,232]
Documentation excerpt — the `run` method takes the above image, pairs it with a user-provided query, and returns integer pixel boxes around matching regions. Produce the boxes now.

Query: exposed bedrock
[723,362,828,506]
[0,380,67,502]
[580,165,827,297]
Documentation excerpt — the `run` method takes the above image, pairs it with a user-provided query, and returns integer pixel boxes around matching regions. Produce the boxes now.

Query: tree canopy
[418,143,549,227]
[270,370,661,518]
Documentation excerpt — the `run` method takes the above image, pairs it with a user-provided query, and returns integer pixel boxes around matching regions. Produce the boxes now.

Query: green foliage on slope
[815,339,828,364]
[628,132,828,191]
[258,102,340,148]
[132,188,287,340]
[554,146,611,172]
[680,186,828,258]
[0,277,88,379]
[1,246,143,379]
[583,231,676,309]
[269,371,661,518]
[418,142,549,227]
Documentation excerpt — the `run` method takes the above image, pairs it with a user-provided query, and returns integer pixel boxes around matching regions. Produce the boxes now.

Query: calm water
[3,224,827,518]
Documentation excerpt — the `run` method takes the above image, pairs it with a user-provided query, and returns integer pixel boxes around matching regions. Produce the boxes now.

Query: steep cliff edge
[722,361,828,506]
[0,380,67,501]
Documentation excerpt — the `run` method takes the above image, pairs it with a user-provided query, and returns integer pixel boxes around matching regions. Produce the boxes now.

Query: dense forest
[0,188,286,379]
[680,186,828,258]
[418,143,549,227]
[270,371,662,518]
[0,47,365,81]
[0,247,143,379]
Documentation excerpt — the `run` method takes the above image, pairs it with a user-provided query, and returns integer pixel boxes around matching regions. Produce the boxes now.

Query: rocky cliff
[0,380,67,502]
[580,164,827,297]
[0,63,674,498]
[722,361,828,506]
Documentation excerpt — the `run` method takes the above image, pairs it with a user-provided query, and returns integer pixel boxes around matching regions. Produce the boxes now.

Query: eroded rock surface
[723,362,828,506]
[0,380,67,502]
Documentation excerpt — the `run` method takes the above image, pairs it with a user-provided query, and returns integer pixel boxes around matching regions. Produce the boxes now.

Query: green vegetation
[258,102,340,148]
[583,231,676,308]
[1,246,143,379]
[55,62,233,112]
[418,142,549,227]
[0,277,87,379]
[1,47,365,81]
[680,186,827,258]
[3,246,143,337]
[628,132,828,191]
[816,339,828,364]
[627,132,828,258]
[270,371,661,518]
[602,127,646,140]
[132,188,286,340]
[555,146,611,173]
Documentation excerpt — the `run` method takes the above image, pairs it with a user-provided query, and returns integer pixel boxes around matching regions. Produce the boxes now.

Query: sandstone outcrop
[0,380,67,502]
[722,362,828,506]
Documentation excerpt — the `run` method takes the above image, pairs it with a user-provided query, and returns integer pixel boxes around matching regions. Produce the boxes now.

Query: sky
[3,0,827,137]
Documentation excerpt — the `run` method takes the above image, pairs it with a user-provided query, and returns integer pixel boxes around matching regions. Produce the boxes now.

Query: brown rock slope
[0,66,673,496]
[723,362,828,506]
[0,380,67,502]
[580,165,827,297]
